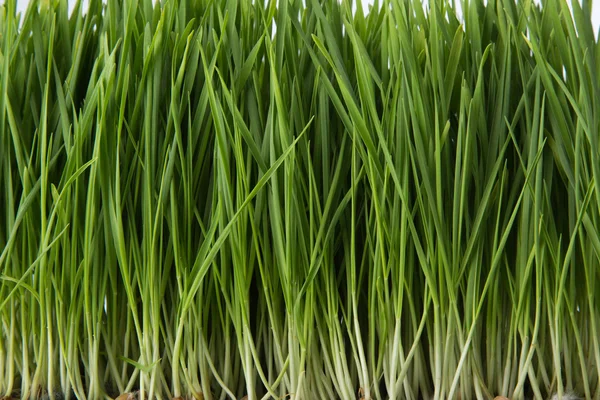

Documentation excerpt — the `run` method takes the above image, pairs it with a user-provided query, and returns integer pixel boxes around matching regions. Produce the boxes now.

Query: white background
[10,0,600,37]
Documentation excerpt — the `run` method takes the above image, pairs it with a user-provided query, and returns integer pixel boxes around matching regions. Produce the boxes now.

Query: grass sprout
[1,0,599,399]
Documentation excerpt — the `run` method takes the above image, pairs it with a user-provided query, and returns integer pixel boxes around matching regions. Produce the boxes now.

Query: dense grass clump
[1,0,600,398]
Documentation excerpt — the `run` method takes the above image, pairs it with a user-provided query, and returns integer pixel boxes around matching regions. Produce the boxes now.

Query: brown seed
[358,387,366,400]
[115,394,136,400]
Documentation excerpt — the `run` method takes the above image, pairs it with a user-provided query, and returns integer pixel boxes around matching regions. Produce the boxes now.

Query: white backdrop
[10,0,600,37]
